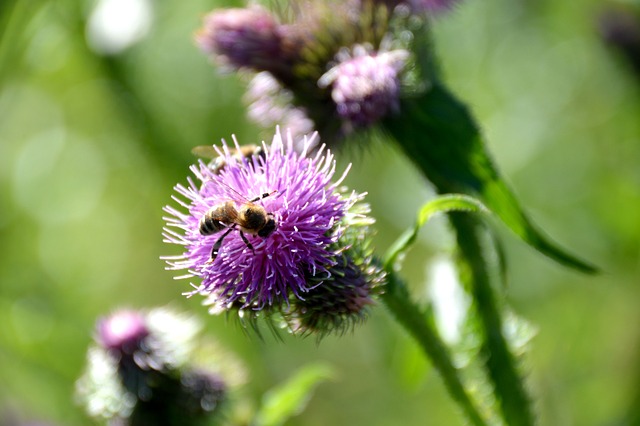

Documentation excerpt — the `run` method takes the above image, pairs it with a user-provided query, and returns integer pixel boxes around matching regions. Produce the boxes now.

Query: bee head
[257,217,277,238]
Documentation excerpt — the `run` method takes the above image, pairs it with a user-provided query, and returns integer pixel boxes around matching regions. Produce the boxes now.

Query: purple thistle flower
[163,129,361,315]
[319,45,409,131]
[244,72,315,143]
[195,6,286,73]
[97,310,149,354]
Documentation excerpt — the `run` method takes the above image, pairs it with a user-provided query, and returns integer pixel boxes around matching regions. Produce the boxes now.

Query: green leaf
[384,83,597,274]
[253,363,334,426]
[384,194,488,269]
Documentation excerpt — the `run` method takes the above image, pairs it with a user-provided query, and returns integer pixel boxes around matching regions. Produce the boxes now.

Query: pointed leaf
[384,83,597,274]
[253,363,334,426]
[384,194,488,269]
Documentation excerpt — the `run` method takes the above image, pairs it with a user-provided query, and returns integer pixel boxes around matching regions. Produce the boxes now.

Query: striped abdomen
[198,201,238,235]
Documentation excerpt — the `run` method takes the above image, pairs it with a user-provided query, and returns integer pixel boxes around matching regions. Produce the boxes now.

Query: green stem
[384,83,536,424]
[381,271,488,426]
[448,212,534,426]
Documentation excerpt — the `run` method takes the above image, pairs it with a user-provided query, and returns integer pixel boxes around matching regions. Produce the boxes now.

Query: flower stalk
[449,212,534,426]
[381,271,488,426]
[384,83,536,426]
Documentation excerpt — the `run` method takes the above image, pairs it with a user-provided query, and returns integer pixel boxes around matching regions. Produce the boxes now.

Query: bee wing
[238,144,262,157]
[191,145,220,160]
[216,180,252,203]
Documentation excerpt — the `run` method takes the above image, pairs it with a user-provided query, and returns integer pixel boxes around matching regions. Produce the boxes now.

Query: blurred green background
[1,0,639,424]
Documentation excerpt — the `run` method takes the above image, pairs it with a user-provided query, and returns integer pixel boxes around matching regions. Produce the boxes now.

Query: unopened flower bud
[285,205,385,337]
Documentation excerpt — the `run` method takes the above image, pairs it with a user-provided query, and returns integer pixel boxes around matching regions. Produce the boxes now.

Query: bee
[192,144,265,174]
[199,189,277,262]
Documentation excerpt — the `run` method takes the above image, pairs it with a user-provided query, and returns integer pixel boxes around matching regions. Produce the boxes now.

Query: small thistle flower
[319,45,409,131]
[195,6,285,72]
[244,72,315,143]
[97,310,149,354]
[77,308,232,425]
[163,129,365,319]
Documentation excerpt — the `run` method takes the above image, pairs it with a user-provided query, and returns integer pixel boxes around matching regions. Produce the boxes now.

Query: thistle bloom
[163,129,363,316]
[97,310,148,354]
[195,6,285,72]
[244,72,315,143]
[319,45,409,131]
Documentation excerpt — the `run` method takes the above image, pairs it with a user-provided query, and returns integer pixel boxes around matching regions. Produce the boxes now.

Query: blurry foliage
[0,0,639,425]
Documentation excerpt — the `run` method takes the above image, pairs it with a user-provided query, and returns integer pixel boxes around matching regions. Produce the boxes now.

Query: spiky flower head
[195,6,285,72]
[319,44,409,132]
[284,203,386,337]
[77,308,234,425]
[163,129,367,321]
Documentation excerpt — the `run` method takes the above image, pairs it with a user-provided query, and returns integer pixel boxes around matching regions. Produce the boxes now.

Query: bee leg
[239,230,255,253]
[207,227,234,264]
[248,190,277,203]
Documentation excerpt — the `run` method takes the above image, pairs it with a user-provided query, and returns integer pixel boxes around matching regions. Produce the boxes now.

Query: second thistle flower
[319,45,409,132]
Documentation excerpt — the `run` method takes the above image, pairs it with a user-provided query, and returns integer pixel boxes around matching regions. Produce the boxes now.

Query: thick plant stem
[447,212,534,426]
[381,271,488,426]
[384,80,537,425]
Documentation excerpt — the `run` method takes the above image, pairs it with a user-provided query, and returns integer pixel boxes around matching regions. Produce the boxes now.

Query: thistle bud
[285,204,385,338]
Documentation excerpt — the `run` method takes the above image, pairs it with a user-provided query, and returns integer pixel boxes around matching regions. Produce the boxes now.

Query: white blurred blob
[146,308,202,369]
[86,0,153,55]
[76,347,135,419]
[427,256,470,344]
[503,310,538,356]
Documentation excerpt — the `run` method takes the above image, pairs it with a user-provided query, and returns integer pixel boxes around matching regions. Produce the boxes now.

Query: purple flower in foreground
[163,129,361,314]
[319,45,409,131]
